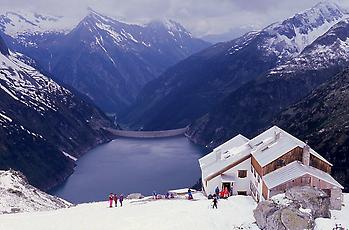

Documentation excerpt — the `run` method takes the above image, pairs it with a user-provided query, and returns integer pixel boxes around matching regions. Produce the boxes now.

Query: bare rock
[280,205,313,230]
[254,186,331,230]
[126,193,144,199]
[253,200,279,229]
[285,186,331,218]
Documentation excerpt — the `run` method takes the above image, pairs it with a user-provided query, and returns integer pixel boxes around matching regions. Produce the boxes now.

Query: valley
[0,1,349,229]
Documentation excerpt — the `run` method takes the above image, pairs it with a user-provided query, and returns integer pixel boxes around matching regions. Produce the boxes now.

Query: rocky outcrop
[126,193,145,199]
[0,35,9,55]
[285,186,331,218]
[254,186,331,230]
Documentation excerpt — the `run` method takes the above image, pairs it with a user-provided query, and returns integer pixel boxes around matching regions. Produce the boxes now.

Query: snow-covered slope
[0,192,259,230]
[0,170,71,214]
[0,190,347,230]
[0,11,73,37]
[0,50,70,112]
[229,1,348,62]
[0,35,114,191]
[269,18,349,76]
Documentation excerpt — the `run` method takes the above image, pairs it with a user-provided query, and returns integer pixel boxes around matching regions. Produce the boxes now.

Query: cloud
[1,0,347,39]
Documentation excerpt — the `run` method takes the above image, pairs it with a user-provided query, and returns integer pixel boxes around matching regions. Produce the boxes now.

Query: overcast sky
[2,0,349,38]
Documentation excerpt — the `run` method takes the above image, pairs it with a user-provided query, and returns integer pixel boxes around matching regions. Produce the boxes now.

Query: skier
[113,193,118,207]
[212,196,218,209]
[108,193,114,208]
[119,194,124,207]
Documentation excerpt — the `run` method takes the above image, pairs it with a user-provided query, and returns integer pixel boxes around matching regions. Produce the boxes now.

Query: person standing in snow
[223,187,229,198]
[108,193,114,208]
[113,193,118,207]
[119,194,124,207]
[188,189,193,200]
[212,197,218,209]
[215,186,220,197]
[153,191,157,200]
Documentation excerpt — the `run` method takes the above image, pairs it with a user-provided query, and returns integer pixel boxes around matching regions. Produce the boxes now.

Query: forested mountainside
[187,17,349,148]
[274,70,349,190]
[125,1,346,130]
[0,35,114,191]
[0,10,210,114]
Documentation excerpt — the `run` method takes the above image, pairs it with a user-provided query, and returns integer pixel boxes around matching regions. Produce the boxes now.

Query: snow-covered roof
[201,143,251,180]
[199,134,249,169]
[250,126,332,167]
[263,161,343,189]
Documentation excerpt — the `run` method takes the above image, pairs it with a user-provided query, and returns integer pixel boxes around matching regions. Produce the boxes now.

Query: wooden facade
[268,174,337,198]
[310,154,331,173]
[262,181,269,200]
[251,156,263,176]
[262,147,303,175]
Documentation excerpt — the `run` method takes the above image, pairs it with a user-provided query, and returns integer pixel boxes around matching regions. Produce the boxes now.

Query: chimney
[302,145,310,166]
[215,149,222,161]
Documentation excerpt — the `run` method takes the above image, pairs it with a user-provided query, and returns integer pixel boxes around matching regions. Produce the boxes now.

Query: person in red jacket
[220,190,224,199]
[224,187,229,198]
[108,193,114,208]
[113,193,118,207]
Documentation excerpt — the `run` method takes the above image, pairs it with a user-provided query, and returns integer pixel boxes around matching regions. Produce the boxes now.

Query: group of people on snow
[152,190,176,199]
[208,186,231,200]
[207,186,232,209]
[108,193,124,208]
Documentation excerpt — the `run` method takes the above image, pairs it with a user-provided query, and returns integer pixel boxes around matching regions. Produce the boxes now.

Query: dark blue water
[51,136,205,204]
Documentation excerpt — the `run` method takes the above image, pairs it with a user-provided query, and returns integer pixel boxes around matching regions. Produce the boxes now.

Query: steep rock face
[187,17,349,149]
[0,170,71,214]
[0,36,114,190]
[0,10,210,114]
[0,35,9,55]
[125,1,347,130]
[274,70,349,190]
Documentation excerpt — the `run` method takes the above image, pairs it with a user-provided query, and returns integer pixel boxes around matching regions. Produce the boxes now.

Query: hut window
[276,159,285,167]
[238,170,247,178]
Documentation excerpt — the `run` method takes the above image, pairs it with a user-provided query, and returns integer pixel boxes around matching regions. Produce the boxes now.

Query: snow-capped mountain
[0,10,72,37]
[0,9,210,114]
[269,18,349,76]
[0,170,71,214]
[0,35,114,191]
[229,1,347,62]
[187,14,349,149]
[125,1,347,131]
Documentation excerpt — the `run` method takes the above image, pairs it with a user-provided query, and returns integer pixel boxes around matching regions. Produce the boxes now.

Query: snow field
[0,193,259,230]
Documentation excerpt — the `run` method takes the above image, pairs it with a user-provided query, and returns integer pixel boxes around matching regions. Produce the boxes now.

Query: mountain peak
[147,19,191,36]
[259,0,347,59]
[313,0,340,10]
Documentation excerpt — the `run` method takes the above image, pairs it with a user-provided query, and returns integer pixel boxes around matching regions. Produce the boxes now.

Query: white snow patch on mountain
[0,51,71,112]
[0,170,71,214]
[0,11,76,37]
